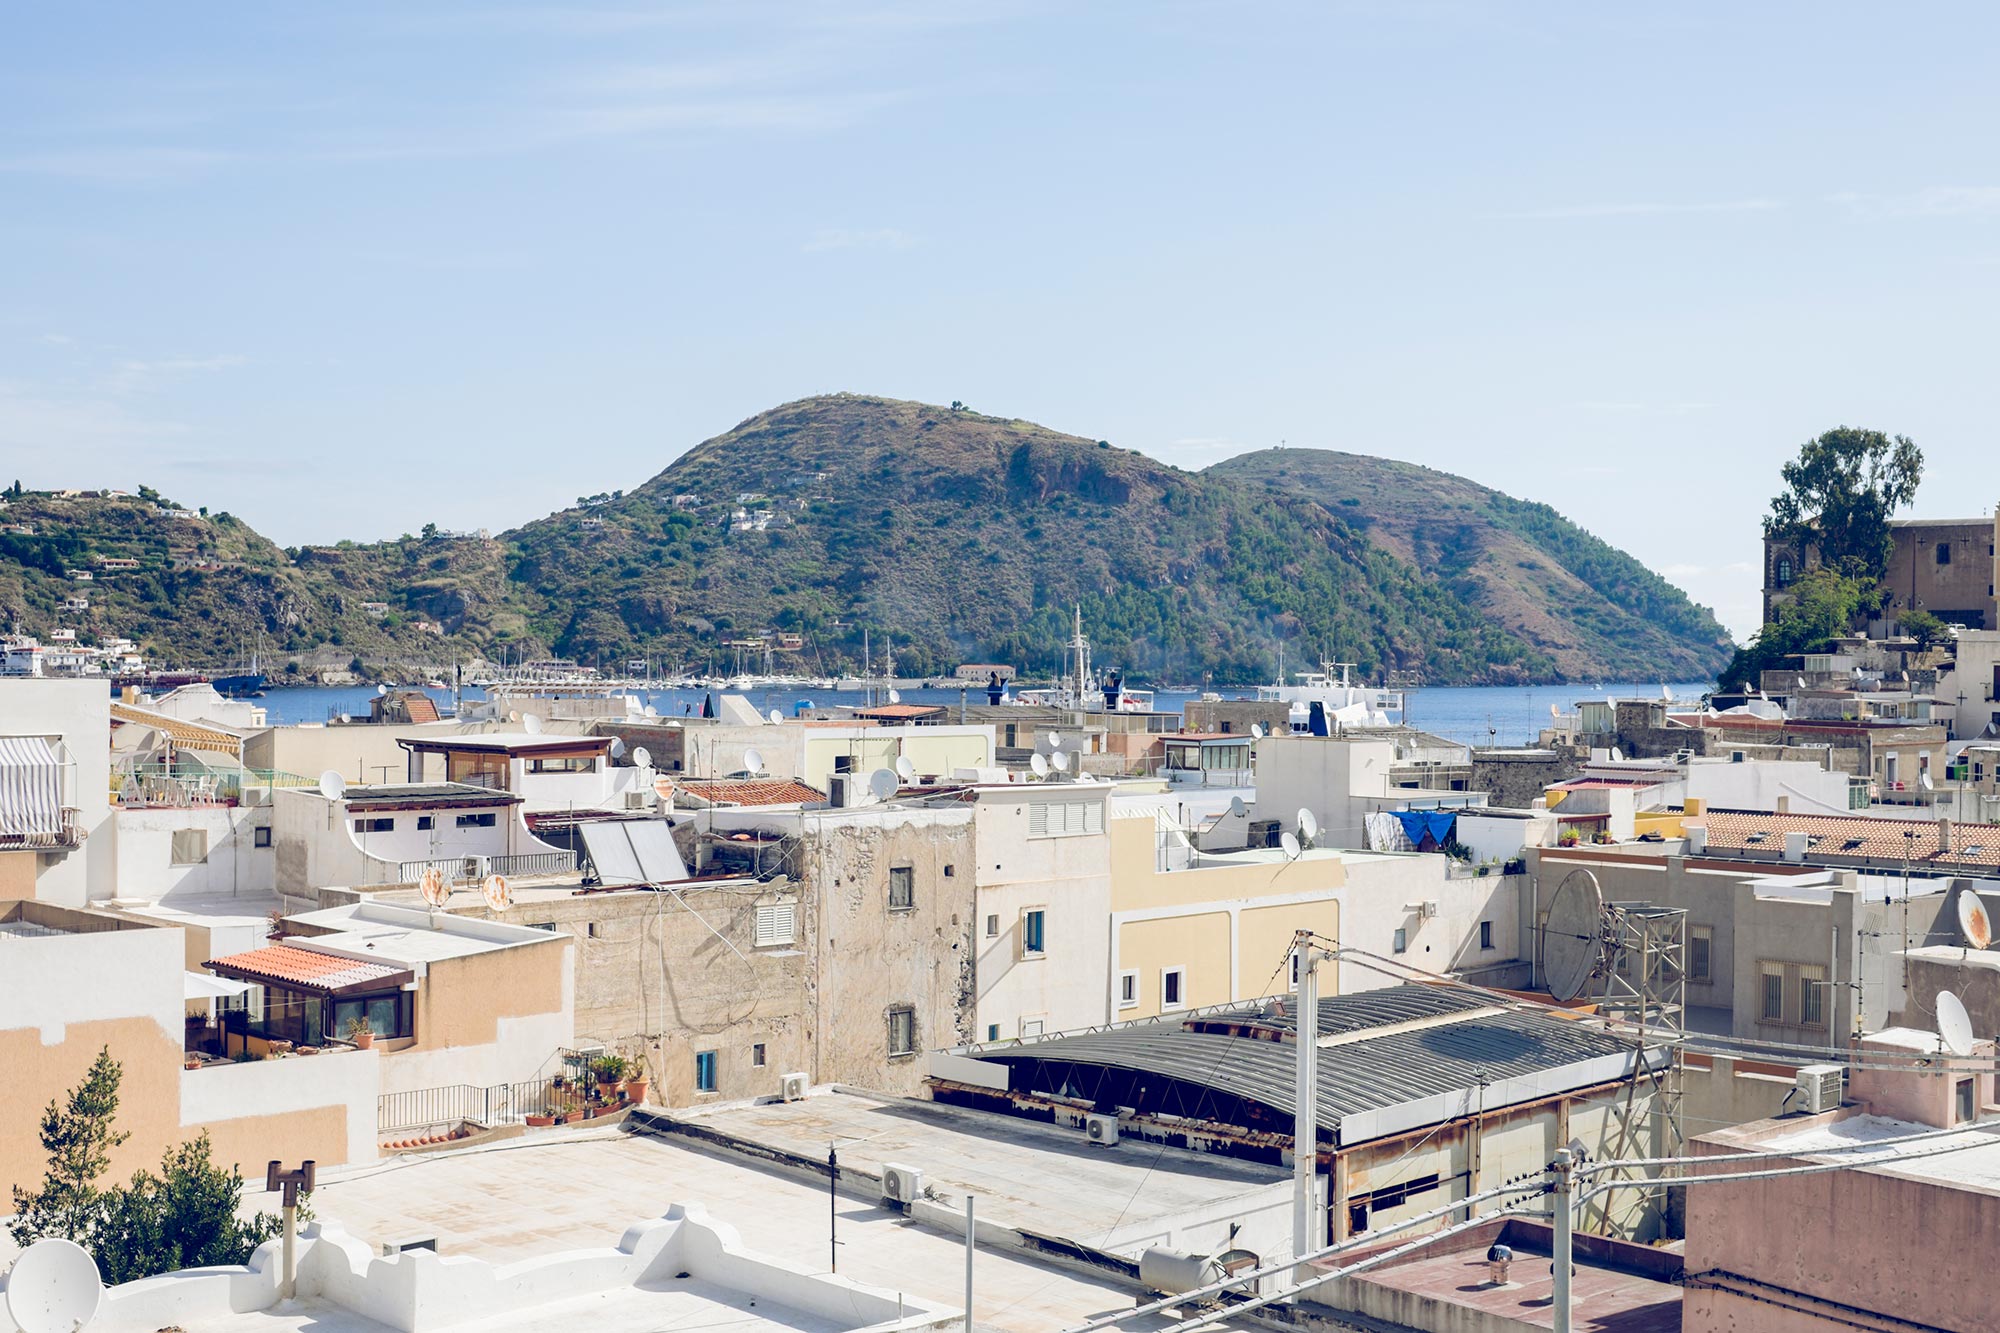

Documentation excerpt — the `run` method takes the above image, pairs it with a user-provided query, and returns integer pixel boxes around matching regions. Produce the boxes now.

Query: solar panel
[580,820,689,887]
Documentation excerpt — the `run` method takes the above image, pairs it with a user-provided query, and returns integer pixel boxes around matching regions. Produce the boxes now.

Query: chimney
[1775,795,1790,814]
[1940,815,1954,857]
[1783,830,1809,863]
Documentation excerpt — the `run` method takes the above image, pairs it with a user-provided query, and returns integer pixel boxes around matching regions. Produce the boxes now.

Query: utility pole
[1290,930,1332,1284]
[964,1195,975,1333]
[1550,1148,1575,1333]
[828,1143,839,1272]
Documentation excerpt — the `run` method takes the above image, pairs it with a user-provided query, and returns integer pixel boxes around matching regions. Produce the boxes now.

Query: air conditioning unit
[779,1072,808,1102]
[624,790,650,810]
[1084,1112,1121,1146]
[881,1162,924,1204]
[1795,1064,1844,1114]
[1419,900,1440,920]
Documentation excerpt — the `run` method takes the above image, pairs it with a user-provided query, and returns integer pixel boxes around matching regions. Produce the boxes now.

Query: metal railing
[488,851,576,878]
[396,856,481,885]
[388,850,577,885]
[0,807,85,849]
[377,1076,565,1133]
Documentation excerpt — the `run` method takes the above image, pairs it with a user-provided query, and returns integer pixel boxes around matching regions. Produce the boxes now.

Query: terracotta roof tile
[850,703,945,719]
[1694,810,2000,868]
[665,777,827,808]
[206,943,409,993]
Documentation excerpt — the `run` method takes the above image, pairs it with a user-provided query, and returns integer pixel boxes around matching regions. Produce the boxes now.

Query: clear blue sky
[6,3,1999,642]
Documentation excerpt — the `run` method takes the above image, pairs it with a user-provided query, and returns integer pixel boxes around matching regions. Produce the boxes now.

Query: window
[171,829,209,864]
[1760,962,1785,1023]
[1021,1018,1045,1038]
[1690,926,1713,983]
[1392,928,1408,954]
[1478,921,1493,951]
[1957,1078,1976,1124]
[754,902,796,947]
[986,1024,1000,1042]
[695,1050,717,1092]
[529,756,596,773]
[1161,967,1186,1010]
[417,815,434,831]
[252,825,272,849]
[751,1042,766,1068]
[888,866,915,911]
[985,914,999,938]
[1776,557,1794,586]
[1027,798,1104,839]
[1937,543,1952,566]
[354,818,394,835]
[1021,909,1046,956]
[330,991,412,1041]
[943,864,955,878]
[833,755,854,774]
[586,922,599,938]
[456,812,497,828]
[1358,1173,1441,1215]
[887,1006,916,1057]
[1797,964,1827,1029]
[1003,724,1017,749]
[1117,970,1139,1009]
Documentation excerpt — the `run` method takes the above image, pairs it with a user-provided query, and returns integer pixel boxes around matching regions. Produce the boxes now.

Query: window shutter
[755,902,795,947]
[1028,801,1050,837]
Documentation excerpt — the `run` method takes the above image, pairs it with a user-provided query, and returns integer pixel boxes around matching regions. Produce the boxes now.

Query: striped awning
[110,702,243,757]
[0,736,62,837]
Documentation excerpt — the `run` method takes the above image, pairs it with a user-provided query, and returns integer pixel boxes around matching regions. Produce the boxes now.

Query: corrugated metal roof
[977,984,1638,1143]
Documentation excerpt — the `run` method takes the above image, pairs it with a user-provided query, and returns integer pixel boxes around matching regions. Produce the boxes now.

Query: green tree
[92,1135,286,1285]
[1719,568,1876,689]
[9,1047,129,1247]
[1764,427,1923,581]
[1902,607,1949,653]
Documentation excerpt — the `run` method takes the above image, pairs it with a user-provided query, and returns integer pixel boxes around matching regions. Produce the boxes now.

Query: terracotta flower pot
[525,1114,555,1127]
[352,1030,375,1050]
[625,1077,649,1105]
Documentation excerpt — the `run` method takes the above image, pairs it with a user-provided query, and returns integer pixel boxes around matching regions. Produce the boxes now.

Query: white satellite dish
[1541,868,1606,1003]
[5,1237,103,1333]
[1550,703,1560,719]
[888,688,901,704]
[1228,795,1247,819]
[481,873,512,912]
[1609,747,1624,762]
[1921,771,1935,791]
[1250,723,1266,740]
[631,746,652,769]
[318,769,347,801]
[743,747,766,775]
[1938,989,1976,1057]
[1280,831,1301,859]
[419,866,450,908]
[609,736,627,760]
[643,704,659,718]
[868,768,900,802]
[1050,750,1071,773]
[1660,683,1673,701]
[377,683,389,696]
[523,713,543,735]
[1958,888,1993,949]
[768,708,784,725]
[895,755,916,781]
[1048,732,1063,750]
[1298,808,1319,845]
[337,712,351,724]
[1030,753,1050,778]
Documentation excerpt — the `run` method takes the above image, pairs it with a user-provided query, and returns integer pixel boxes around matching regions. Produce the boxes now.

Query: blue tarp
[1393,810,1457,848]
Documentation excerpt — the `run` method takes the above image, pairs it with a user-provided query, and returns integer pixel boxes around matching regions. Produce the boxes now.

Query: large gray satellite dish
[1229,796,1247,819]
[1541,868,1605,1003]
[318,769,347,801]
[869,768,900,802]
[1938,989,1976,1057]
[5,1237,103,1333]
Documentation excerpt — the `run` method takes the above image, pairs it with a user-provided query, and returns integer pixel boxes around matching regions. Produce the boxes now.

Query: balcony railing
[489,851,577,878]
[391,849,578,885]
[0,807,85,850]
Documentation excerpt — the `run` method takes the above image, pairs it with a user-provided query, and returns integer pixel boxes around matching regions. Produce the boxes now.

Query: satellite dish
[1610,747,1624,762]
[522,713,543,735]
[888,688,901,704]
[743,747,765,775]
[1048,732,1063,750]
[869,768,899,802]
[318,769,347,801]
[1250,723,1266,740]
[5,1237,103,1333]
[1050,750,1071,773]
[507,710,521,723]
[895,755,916,781]
[1549,703,1560,719]
[643,704,659,718]
[1661,683,1673,701]
[1938,989,1976,1057]
[482,873,512,911]
[1921,771,1935,791]
[768,708,784,725]
[1280,831,1302,859]
[377,683,389,696]
[1541,868,1606,1003]
[1298,808,1319,844]
[631,746,651,769]
[1958,889,1993,950]
[419,866,450,908]
[1228,796,1247,819]
[1030,753,1049,778]
[609,736,627,760]
[338,712,352,724]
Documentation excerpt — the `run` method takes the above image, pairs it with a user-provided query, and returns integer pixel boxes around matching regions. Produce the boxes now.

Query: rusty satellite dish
[1541,868,1605,1003]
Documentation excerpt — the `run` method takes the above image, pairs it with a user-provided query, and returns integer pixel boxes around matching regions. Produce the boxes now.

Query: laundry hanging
[1392,809,1458,851]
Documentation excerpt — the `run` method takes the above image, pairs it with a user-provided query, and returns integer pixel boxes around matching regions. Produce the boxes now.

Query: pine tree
[8,1046,128,1247]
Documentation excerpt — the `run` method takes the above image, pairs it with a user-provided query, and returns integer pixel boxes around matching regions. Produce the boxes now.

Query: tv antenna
[1228,795,1247,819]
[1047,731,1062,750]
[482,873,512,912]
[1050,750,1071,774]
[1279,830,1301,860]
[769,708,784,724]
[4,1238,102,1333]
[1250,722,1266,740]
[608,736,626,760]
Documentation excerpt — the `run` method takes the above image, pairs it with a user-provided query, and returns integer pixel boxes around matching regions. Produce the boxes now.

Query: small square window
[171,829,209,864]
[586,922,599,938]
[1937,543,1952,566]
[1479,921,1493,950]
[252,825,272,849]
[888,865,914,911]
[1161,967,1186,1010]
[695,1050,717,1092]
[986,1024,1000,1042]
[1021,909,1046,956]
[417,815,434,831]
[1392,928,1408,954]
[1117,970,1138,1009]
[354,817,393,835]
[943,864,955,878]
[751,1042,766,1068]
[888,1006,916,1057]
[985,914,999,938]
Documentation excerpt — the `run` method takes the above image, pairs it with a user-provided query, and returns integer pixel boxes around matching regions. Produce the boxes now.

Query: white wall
[179,1046,380,1165]
[113,806,276,903]
[1454,812,1553,864]
[971,785,1113,1038]
[1250,737,1396,850]
[1686,758,1853,815]
[1333,853,1522,992]
[0,921,183,1045]
[0,677,116,905]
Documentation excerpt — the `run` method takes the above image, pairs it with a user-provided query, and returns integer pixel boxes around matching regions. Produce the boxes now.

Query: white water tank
[1783,831,1809,863]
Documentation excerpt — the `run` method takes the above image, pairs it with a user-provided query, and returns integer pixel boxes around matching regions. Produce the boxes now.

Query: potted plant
[624,1059,650,1106]
[594,1054,630,1102]
[345,1017,375,1050]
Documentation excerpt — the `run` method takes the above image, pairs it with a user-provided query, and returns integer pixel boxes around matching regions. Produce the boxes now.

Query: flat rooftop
[1341,1229,1681,1333]
[267,1110,1264,1333]
[1758,1112,2000,1190]
[287,901,562,962]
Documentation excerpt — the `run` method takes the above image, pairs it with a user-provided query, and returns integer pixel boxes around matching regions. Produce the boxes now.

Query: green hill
[0,397,1733,685]
[1208,448,1732,680]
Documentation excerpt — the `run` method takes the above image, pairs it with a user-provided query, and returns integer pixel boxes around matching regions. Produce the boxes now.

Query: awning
[185,971,251,1001]
[0,736,62,837]
[206,944,413,996]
